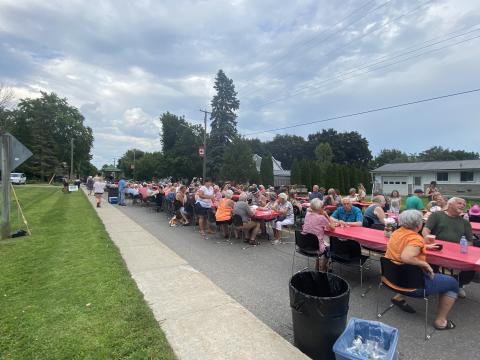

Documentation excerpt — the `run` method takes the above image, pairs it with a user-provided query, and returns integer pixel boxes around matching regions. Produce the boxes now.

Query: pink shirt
[301,211,330,253]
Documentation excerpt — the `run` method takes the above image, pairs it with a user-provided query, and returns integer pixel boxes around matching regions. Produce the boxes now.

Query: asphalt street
[118,202,480,360]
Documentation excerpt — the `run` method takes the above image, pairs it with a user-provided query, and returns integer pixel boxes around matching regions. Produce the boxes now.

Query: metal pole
[70,138,74,179]
[1,134,11,239]
[199,109,211,181]
[133,149,136,181]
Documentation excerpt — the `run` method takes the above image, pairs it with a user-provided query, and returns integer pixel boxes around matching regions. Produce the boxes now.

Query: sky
[1,0,479,168]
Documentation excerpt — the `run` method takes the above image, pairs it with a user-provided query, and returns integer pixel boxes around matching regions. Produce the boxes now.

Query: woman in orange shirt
[215,190,235,238]
[385,210,458,330]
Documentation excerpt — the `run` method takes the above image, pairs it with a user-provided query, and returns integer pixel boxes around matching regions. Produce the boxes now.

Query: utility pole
[133,149,136,181]
[1,133,11,239]
[199,109,211,181]
[70,138,74,179]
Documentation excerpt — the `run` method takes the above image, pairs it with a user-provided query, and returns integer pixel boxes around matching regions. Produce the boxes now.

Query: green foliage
[135,152,165,181]
[372,149,410,168]
[264,134,308,170]
[308,128,372,168]
[260,154,274,187]
[314,142,333,164]
[117,149,145,179]
[416,146,479,162]
[290,159,302,185]
[220,139,257,183]
[0,187,175,359]
[8,92,93,178]
[208,70,240,179]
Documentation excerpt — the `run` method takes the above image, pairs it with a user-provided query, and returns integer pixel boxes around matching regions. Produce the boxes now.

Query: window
[461,171,474,182]
[437,172,448,182]
[383,181,388,184]
[414,176,421,186]
[401,181,407,184]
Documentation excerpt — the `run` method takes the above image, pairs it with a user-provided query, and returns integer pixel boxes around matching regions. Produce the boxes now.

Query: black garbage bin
[289,271,350,360]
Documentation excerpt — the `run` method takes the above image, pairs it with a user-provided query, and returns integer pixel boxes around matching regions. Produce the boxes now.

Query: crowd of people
[83,175,479,331]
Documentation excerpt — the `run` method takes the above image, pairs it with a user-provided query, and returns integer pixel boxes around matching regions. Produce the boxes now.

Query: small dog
[169,217,177,227]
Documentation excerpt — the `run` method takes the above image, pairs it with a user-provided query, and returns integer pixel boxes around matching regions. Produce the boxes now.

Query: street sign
[0,132,33,170]
[198,144,205,157]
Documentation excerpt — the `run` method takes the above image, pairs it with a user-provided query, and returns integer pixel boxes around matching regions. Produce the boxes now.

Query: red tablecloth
[353,202,372,208]
[324,205,337,212]
[232,194,240,201]
[325,226,480,272]
[252,209,279,221]
[301,202,310,209]
[295,196,309,202]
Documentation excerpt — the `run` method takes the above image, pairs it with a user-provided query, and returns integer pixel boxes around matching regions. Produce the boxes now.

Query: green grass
[0,186,175,359]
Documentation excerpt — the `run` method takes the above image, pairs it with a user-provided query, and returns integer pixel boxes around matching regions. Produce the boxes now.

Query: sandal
[391,298,416,314]
[199,231,206,236]
[434,319,456,330]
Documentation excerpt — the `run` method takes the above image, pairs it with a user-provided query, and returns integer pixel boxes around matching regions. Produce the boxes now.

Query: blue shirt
[309,192,323,201]
[118,179,127,192]
[332,206,363,223]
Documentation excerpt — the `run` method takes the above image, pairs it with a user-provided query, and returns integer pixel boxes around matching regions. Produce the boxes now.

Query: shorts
[94,192,104,195]
[216,219,232,225]
[195,203,211,216]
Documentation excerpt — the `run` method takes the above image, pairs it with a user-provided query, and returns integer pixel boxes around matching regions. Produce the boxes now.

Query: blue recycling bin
[333,318,399,360]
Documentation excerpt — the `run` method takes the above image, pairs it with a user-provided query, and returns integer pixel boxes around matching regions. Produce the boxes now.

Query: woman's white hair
[398,210,423,230]
[278,192,288,201]
[239,192,248,202]
[224,190,234,199]
[310,198,324,211]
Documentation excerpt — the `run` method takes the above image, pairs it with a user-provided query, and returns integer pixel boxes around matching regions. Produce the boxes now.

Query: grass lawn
[0,186,175,359]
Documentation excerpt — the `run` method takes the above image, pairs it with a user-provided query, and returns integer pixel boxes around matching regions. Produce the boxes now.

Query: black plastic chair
[232,214,246,240]
[377,257,430,340]
[329,237,370,296]
[292,230,325,274]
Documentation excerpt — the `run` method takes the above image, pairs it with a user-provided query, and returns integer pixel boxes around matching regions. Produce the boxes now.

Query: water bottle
[460,236,468,254]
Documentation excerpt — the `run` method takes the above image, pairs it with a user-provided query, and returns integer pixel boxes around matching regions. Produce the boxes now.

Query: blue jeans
[407,273,459,299]
[118,190,125,205]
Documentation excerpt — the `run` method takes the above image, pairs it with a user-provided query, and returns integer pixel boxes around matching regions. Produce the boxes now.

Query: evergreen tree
[260,154,274,186]
[208,70,240,179]
[300,159,312,189]
[291,159,302,185]
[220,139,257,183]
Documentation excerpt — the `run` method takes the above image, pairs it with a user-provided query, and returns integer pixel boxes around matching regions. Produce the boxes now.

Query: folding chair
[329,237,370,296]
[376,257,430,340]
[292,230,326,274]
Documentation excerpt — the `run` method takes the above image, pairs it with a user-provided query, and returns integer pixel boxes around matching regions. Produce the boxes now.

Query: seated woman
[347,188,358,203]
[172,185,189,226]
[215,190,235,238]
[386,210,458,330]
[323,188,341,207]
[363,195,386,228]
[467,204,480,222]
[301,198,335,270]
[271,193,295,244]
[233,193,260,245]
[424,200,442,221]
[389,190,401,214]
[357,183,367,202]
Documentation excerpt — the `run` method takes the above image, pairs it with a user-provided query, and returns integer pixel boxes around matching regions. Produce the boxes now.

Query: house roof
[372,160,480,173]
[253,154,291,177]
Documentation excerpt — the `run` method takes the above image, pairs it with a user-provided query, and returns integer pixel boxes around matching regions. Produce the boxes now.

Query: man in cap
[405,189,424,210]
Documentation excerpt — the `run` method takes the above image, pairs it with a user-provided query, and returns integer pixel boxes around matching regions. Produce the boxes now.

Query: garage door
[381,176,408,196]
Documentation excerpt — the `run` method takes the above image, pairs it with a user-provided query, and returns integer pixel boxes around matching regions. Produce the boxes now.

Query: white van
[10,173,27,185]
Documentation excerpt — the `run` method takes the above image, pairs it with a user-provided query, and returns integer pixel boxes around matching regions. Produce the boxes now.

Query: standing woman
[86,176,94,196]
[389,190,402,214]
[357,183,367,202]
[93,174,106,208]
[426,181,439,201]
[195,178,215,236]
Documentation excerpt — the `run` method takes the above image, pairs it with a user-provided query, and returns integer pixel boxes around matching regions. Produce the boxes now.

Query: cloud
[0,0,479,168]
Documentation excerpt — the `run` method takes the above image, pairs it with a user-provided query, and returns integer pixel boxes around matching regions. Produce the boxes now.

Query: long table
[325,226,480,272]
[471,221,480,235]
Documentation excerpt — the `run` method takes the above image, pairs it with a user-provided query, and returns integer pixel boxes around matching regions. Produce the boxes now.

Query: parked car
[10,173,27,185]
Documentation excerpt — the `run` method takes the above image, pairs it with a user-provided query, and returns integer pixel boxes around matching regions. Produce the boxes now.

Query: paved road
[118,202,480,360]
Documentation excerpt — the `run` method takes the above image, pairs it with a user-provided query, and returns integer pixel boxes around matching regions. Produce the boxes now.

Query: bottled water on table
[346,335,388,359]
[460,235,468,254]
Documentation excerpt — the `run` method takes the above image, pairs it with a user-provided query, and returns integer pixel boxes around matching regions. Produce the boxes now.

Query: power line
[243,0,434,100]
[243,88,480,136]
[256,28,480,107]
[239,0,391,97]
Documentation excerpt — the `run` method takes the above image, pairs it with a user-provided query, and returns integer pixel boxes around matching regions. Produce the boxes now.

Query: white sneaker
[458,287,466,298]
[271,240,281,245]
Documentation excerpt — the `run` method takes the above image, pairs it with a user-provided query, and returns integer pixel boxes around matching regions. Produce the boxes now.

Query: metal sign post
[0,132,33,239]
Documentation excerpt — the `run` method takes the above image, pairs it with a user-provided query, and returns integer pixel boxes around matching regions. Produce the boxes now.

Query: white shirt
[196,185,213,208]
[93,181,105,194]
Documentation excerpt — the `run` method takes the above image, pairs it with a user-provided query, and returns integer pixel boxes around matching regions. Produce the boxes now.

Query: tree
[10,92,93,178]
[220,139,257,183]
[244,138,268,157]
[118,149,145,179]
[260,154,274,186]
[208,70,240,179]
[264,134,308,170]
[307,128,372,168]
[135,152,165,181]
[290,159,302,185]
[314,142,333,164]
[372,149,410,168]
[416,146,479,162]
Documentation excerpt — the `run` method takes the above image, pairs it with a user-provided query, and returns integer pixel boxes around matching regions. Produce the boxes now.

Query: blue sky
[1,0,479,167]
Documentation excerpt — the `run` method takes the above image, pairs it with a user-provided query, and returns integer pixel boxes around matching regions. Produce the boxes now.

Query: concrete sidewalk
[86,191,308,360]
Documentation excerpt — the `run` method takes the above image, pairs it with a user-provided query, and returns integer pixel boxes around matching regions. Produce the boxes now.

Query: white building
[371,160,480,197]
[253,154,291,186]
